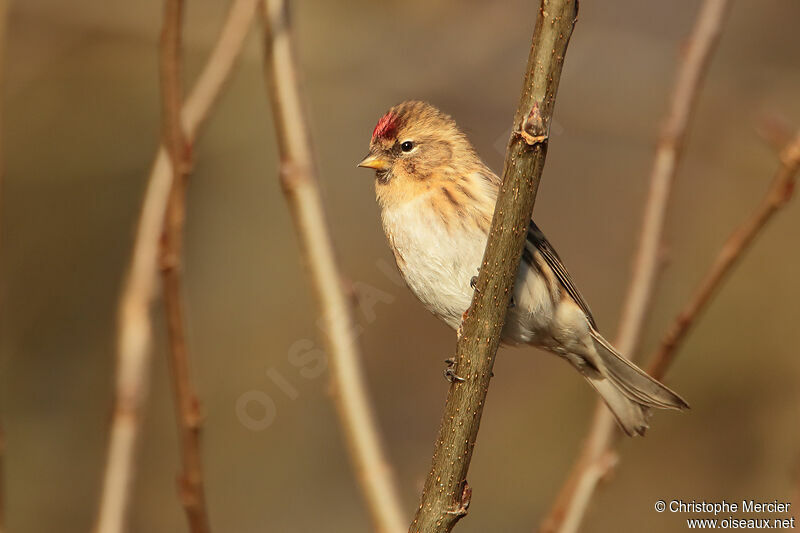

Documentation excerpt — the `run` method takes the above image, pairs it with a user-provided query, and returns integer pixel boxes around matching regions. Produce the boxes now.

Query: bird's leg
[470,266,480,292]
[444,358,465,383]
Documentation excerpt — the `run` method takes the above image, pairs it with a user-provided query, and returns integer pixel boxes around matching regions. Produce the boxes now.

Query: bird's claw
[444,358,466,383]
[445,368,466,383]
[470,266,481,292]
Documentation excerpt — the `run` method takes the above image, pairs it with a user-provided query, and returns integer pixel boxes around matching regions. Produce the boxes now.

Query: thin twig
[616,0,732,360]
[539,2,731,532]
[259,1,406,532]
[648,133,800,379]
[94,2,258,532]
[411,2,579,532]
[158,0,213,531]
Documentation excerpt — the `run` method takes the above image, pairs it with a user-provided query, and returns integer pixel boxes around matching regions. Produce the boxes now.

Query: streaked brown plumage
[359,101,688,436]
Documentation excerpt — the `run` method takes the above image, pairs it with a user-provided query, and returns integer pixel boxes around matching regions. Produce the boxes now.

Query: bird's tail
[585,330,689,436]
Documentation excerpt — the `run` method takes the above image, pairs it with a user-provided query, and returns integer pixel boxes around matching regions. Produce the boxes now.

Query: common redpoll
[358,101,688,436]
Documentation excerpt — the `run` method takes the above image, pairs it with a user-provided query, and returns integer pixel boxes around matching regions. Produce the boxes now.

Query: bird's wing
[525,221,597,328]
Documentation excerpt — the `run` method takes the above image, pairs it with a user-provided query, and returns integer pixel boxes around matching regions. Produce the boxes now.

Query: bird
[357,100,688,436]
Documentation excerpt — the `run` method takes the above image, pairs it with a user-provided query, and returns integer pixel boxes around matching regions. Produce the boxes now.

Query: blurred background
[2,0,799,531]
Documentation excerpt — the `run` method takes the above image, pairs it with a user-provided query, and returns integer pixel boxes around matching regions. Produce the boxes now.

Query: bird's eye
[400,141,414,152]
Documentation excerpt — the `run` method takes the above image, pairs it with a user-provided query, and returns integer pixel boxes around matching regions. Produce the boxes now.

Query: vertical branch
[259,1,406,532]
[538,2,732,532]
[94,1,259,532]
[411,2,579,532]
[158,1,212,532]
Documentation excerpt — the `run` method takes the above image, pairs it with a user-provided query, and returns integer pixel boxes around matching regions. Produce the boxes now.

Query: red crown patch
[371,112,401,142]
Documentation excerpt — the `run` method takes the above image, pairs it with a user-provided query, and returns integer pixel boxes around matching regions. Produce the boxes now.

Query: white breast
[379,194,559,346]
[380,194,486,330]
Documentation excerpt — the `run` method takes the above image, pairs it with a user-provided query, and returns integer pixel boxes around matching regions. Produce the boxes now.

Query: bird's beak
[357,153,390,171]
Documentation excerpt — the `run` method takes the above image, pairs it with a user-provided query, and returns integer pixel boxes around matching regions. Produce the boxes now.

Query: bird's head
[358,101,475,187]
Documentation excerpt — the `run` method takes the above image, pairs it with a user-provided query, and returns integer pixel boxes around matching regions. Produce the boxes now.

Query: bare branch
[259,1,406,532]
[649,132,800,379]
[159,0,188,180]
[616,0,732,360]
[410,2,579,532]
[539,2,731,532]
[157,0,214,531]
[94,2,258,532]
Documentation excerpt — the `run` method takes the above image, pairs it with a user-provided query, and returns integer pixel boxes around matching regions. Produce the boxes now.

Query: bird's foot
[444,358,465,383]
[470,266,481,292]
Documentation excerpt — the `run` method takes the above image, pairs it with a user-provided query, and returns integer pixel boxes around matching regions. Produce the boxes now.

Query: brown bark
[410,2,580,531]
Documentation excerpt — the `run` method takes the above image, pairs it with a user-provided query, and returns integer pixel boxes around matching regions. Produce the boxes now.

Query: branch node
[756,114,794,154]
[278,160,312,191]
[596,450,619,483]
[519,101,549,145]
[446,482,472,517]
[779,135,800,168]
